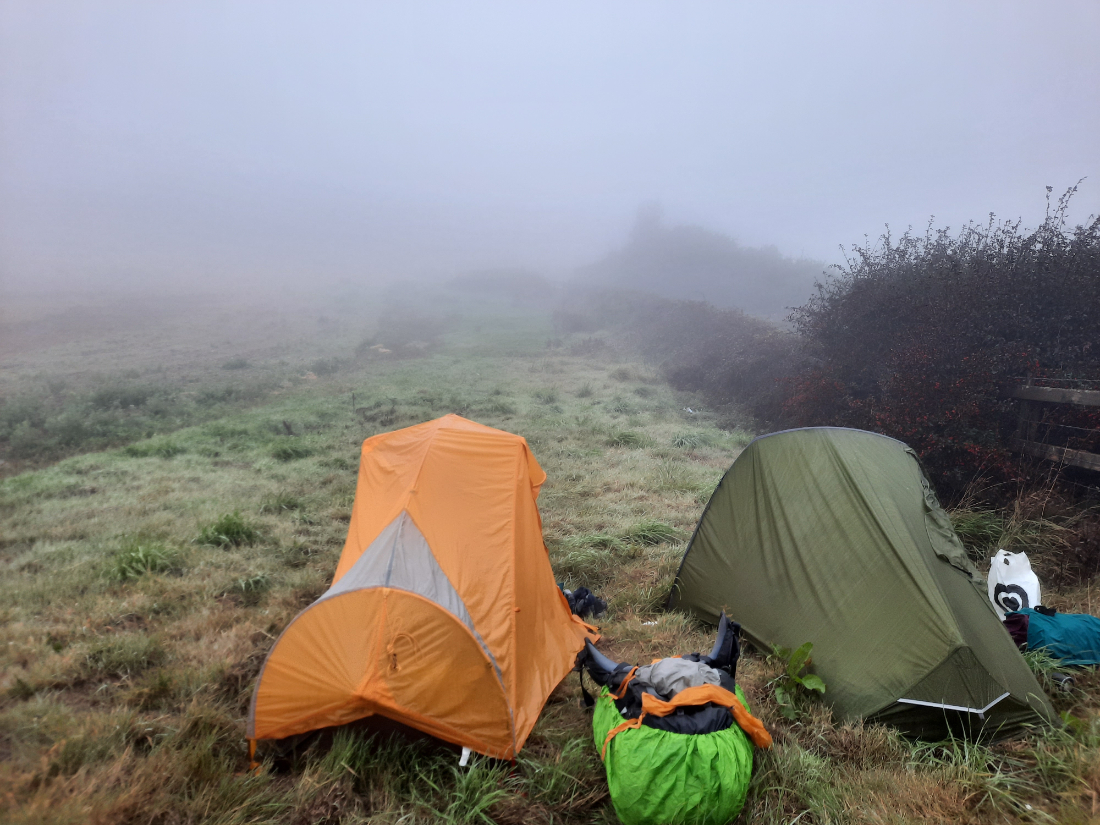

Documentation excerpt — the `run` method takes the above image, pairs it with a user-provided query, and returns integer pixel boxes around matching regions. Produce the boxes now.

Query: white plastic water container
[987,549,1041,619]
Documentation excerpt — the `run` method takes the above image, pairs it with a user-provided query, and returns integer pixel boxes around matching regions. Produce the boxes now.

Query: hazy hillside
[575,211,824,320]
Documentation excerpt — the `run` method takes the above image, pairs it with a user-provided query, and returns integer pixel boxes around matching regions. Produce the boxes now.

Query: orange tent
[247,414,596,759]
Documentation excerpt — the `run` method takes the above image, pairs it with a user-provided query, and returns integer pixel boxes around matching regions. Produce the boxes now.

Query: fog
[2,1,1099,303]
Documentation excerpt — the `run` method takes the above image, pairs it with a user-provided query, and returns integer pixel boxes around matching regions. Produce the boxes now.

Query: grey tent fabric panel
[324,511,472,625]
[321,511,508,698]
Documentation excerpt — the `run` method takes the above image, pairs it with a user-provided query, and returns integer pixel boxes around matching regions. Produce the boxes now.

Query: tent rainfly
[668,427,1055,739]
[248,414,596,759]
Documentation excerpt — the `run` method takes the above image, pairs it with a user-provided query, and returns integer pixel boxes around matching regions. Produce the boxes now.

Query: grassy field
[2,288,1100,824]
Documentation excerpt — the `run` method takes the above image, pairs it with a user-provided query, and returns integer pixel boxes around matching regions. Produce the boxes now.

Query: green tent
[668,427,1055,739]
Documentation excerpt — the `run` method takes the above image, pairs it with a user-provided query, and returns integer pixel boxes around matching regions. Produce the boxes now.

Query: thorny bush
[787,186,1100,496]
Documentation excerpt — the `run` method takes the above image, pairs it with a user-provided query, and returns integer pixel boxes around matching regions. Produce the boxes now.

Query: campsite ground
[2,286,1100,824]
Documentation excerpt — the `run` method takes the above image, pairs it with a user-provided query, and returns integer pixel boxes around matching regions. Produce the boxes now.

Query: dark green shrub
[0,395,48,434]
[358,305,458,357]
[309,357,343,376]
[788,188,1100,496]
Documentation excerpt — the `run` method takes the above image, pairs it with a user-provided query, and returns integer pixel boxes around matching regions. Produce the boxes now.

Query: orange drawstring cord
[601,713,646,761]
[608,666,639,700]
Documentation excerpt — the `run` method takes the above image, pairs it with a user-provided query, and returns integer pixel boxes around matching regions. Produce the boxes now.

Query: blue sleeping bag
[1011,608,1100,666]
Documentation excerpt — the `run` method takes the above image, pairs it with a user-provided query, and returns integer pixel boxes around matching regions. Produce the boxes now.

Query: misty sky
[2,1,1098,292]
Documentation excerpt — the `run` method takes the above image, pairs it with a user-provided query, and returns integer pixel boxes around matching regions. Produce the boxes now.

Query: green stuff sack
[592,686,755,825]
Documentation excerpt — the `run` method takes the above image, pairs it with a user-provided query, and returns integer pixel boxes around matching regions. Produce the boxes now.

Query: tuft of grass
[259,490,303,514]
[488,400,517,415]
[624,520,682,546]
[109,537,183,581]
[749,742,844,822]
[414,756,514,825]
[47,728,126,776]
[279,542,318,568]
[727,428,755,448]
[533,388,560,404]
[609,580,669,616]
[221,358,251,370]
[85,634,165,678]
[124,669,177,710]
[554,546,615,581]
[197,511,261,547]
[694,481,719,505]
[607,430,646,448]
[950,507,1005,558]
[8,676,37,700]
[124,438,186,458]
[1022,647,1076,696]
[229,573,271,607]
[567,532,626,551]
[575,382,594,398]
[271,439,313,461]
[652,460,701,494]
[609,398,637,415]
[671,431,708,449]
[90,385,153,410]
[905,737,1045,820]
[516,738,603,811]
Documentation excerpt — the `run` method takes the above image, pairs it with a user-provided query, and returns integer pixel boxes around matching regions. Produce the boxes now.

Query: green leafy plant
[110,538,182,581]
[769,642,826,719]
